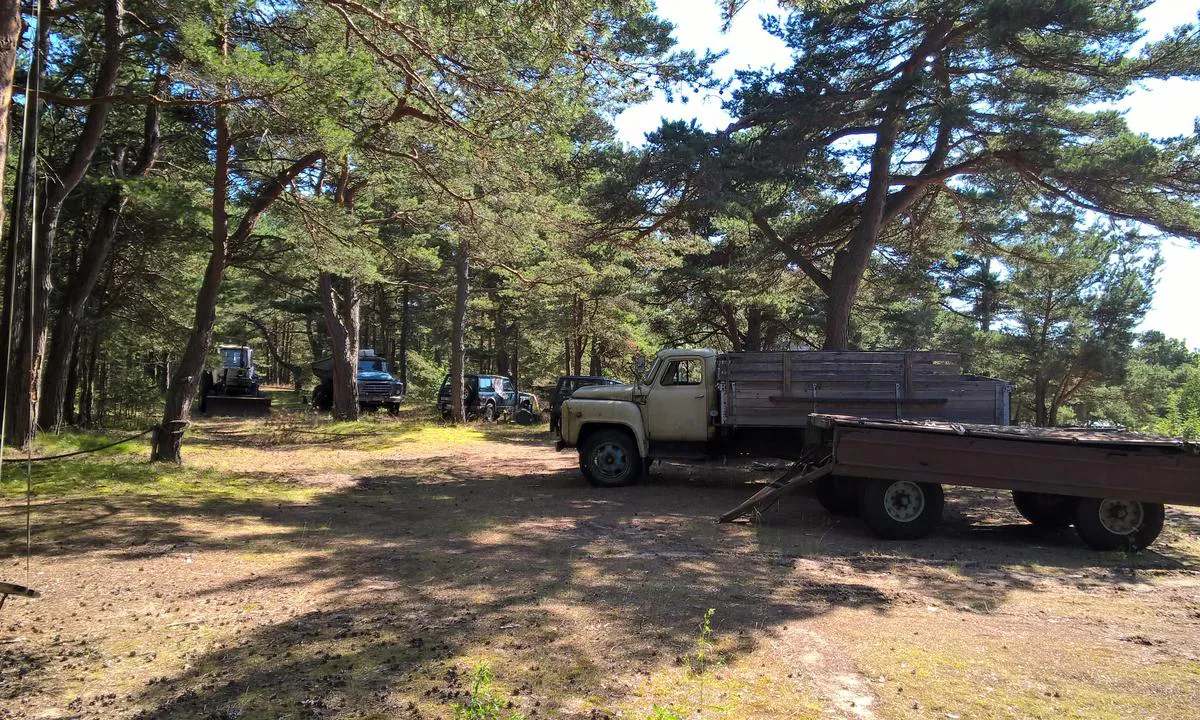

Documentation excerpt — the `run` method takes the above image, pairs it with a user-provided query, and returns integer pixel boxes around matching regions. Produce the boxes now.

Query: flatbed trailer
[720,414,1200,550]
[559,348,1200,550]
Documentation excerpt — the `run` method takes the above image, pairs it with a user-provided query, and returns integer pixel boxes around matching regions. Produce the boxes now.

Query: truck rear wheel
[580,429,642,488]
[858,479,944,540]
[1073,498,1164,551]
[1012,491,1077,529]
[816,476,858,516]
[481,402,497,423]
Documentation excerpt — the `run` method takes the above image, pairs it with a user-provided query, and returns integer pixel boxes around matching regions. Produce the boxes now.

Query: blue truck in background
[311,348,405,414]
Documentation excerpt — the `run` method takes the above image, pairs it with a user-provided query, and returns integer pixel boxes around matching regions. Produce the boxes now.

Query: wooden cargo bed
[811,414,1200,507]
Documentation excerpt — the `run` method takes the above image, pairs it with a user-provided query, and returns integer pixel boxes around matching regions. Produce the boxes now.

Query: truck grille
[359,380,394,399]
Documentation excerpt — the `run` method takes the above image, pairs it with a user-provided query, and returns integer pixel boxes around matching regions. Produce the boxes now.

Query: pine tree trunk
[61,333,81,426]
[824,110,901,350]
[0,9,47,442]
[80,331,96,426]
[40,191,128,429]
[449,236,470,423]
[512,322,520,391]
[398,281,410,387]
[319,272,360,421]
[11,0,124,446]
[588,339,601,376]
[152,248,225,461]
[0,0,20,384]
[152,67,231,462]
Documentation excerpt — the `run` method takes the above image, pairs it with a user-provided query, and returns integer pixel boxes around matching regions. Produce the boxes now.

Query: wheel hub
[883,481,925,523]
[593,443,628,479]
[1098,499,1144,536]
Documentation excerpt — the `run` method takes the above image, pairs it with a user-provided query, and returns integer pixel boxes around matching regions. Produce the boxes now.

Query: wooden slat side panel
[831,426,1200,506]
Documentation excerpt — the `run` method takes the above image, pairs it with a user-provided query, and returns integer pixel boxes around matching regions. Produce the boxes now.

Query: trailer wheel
[579,429,642,488]
[1073,498,1164,551]
[816,476,858,516]
[858,479,944,540]
[1012,491,1077,529]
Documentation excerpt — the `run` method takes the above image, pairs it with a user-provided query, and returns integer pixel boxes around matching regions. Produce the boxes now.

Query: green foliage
[1155,364,1200,440]
[452,665,526,720]
[646,706,685,720]
[687,608,717,676]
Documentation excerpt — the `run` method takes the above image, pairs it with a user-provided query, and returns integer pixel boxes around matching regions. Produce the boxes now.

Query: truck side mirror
[634,355,646,376]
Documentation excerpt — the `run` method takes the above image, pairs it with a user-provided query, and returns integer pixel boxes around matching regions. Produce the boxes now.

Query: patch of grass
[3,428,149,463]
[851,627,1200,719]
[1,451,316,504]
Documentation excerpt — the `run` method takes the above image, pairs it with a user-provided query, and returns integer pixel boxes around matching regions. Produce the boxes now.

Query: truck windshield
[642,357,661,385]
[360,358,388,373]
[221,348,245,368]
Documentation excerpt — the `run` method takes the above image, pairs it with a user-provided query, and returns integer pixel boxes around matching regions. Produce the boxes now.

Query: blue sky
[612,0,1200,346]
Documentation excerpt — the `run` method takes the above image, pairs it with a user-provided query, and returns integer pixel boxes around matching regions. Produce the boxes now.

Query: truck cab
[557,348,719,486]
[311,349,405,414]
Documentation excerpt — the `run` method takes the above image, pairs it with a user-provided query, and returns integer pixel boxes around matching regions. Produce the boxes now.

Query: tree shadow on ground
[9,443,1199,719]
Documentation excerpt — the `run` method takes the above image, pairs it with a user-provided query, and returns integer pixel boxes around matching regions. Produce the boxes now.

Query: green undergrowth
[0,409,547,501]
[1,456,318,504]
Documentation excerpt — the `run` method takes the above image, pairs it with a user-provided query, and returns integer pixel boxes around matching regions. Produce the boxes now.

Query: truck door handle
[694,393,705,399]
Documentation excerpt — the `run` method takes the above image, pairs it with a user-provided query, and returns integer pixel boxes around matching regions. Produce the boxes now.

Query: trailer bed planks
[718,351,1009,428]
[810,414,1200,507]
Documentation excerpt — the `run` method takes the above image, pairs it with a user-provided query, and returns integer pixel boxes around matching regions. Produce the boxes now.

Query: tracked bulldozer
[198,344,271,417]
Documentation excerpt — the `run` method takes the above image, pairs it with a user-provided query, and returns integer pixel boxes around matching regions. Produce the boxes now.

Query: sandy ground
[2,419,1199,719]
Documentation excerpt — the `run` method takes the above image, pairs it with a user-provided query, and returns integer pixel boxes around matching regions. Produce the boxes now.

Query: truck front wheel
[858,479,944,540]
[580,429,642,488]
[1012,491,1077,529]
[1073,498,1164,551]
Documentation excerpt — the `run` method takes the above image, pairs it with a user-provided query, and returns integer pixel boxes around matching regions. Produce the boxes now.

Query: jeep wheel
[580,429,642,488]
[1074,498,1164,551]
[858,479,944,540]
[481,402,497,423]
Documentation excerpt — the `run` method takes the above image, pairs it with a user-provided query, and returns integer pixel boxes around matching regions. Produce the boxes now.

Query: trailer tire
[1012,491,1077,529]
[858,479,944,540]
[1073,498,1164,551]
[816,476,859,516]
[579,429,642,488]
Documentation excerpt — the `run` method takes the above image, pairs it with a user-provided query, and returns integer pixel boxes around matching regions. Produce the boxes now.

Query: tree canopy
[0,0,1197,461]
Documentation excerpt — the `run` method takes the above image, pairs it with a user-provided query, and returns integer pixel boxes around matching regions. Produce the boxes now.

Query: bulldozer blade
[203,395,272,417]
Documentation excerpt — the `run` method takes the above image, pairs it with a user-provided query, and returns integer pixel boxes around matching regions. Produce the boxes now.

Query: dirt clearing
[2,412,1199,719]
